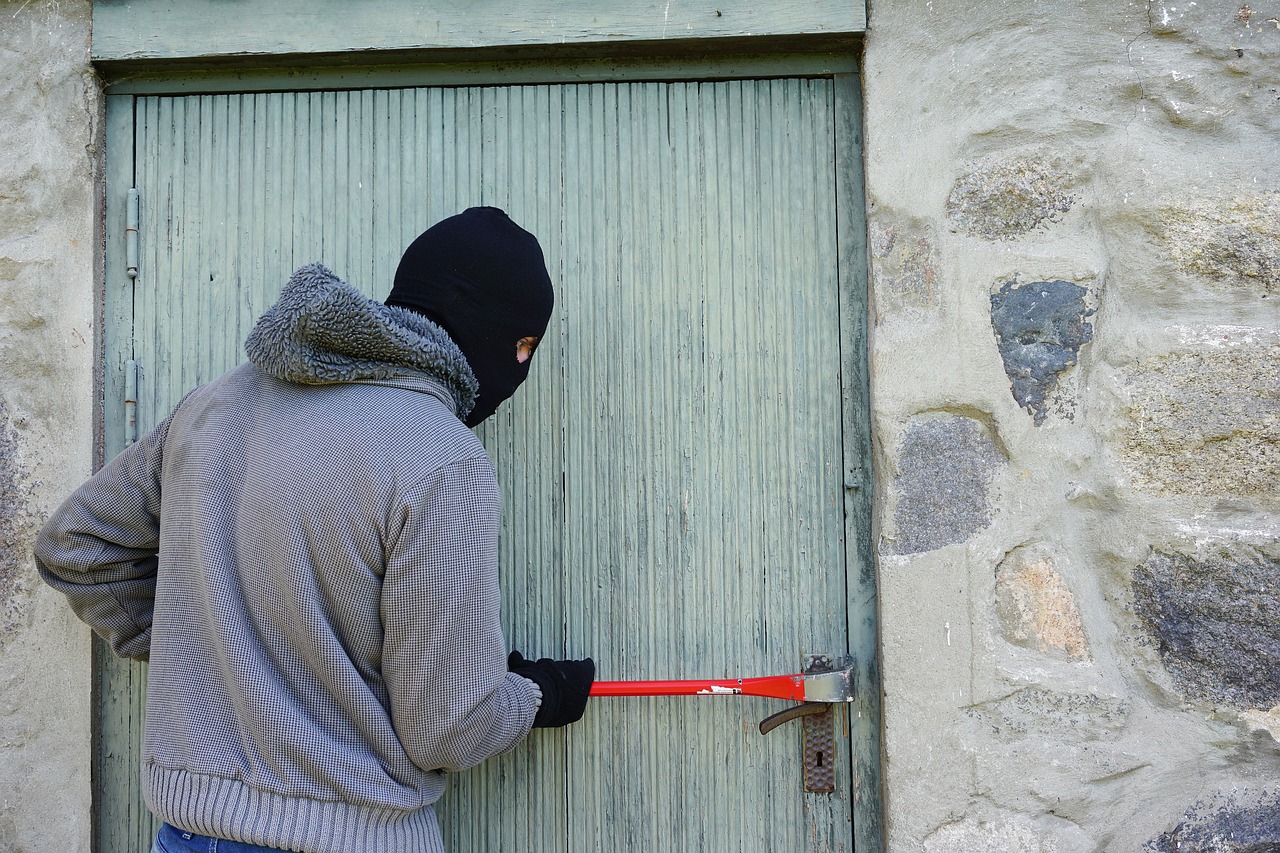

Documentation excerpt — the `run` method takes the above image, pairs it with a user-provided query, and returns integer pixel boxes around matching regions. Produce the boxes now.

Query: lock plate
[801,655,837,793]
[801,705,836,793]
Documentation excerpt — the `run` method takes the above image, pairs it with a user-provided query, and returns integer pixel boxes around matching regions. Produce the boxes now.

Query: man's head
[387,207,554,426]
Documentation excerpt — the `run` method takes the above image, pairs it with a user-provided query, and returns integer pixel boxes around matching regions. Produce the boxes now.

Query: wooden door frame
[98,54,880,853]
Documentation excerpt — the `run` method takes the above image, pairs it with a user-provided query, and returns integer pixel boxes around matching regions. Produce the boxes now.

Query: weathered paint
[102,52,856,97]
[832,71,881,853]
[105,75,870,852]
[91,0,865,65]
[96,92,155,853]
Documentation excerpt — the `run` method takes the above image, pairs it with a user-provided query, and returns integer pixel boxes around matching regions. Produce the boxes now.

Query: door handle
[757,655,845,793]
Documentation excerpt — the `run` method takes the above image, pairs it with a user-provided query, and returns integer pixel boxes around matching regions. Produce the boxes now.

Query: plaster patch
[1159,193,1280,294]
[1133,547,1280,709]
[924,817,1059,853]
[888,413,1005,555]
[1120,344,1280,497]
[996,553,1090,661]
[0,167,41,239]
[990,279,1095,425]
[1147,789,1280,852]
[969,688,1129,744]
[0,400,36,635]
[1240,704,1280,743]
[946,157,1075,240]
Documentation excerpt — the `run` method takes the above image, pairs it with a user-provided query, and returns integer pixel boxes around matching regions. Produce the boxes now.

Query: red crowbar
[590,660,856,704]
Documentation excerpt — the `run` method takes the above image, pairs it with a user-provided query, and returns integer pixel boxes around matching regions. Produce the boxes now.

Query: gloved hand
[508,650,595,728]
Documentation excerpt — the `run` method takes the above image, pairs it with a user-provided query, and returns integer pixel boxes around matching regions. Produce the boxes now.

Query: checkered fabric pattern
[35,266,540,853]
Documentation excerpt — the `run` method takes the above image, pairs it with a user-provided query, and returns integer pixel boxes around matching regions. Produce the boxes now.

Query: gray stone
[1133,548,1280,709]
[1148,790,1280,853]
[1121,345,1280,498]
[990,279,1094,425]
[890,414,1005,555]
[1158,194,1280,295]
[1167,194,1274,294]
[946,157,1075,240]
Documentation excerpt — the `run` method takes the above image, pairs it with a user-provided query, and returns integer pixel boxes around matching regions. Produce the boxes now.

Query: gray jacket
[35,264,539,853]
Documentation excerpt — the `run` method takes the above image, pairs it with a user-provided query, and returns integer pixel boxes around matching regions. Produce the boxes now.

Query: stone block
[990,279,1095,425]
[1121,344,1280,498]
[1148,790,1280,853]
[1133,548,1280,709]
[946,156,1075,241]
[889,413,1005,555]
[1159,193,1280,295]
[996,552,1090,661]
[870,219,940,308]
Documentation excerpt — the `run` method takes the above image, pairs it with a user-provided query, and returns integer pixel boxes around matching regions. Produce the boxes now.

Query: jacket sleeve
[32,412,173,661]
[381,453,539,774]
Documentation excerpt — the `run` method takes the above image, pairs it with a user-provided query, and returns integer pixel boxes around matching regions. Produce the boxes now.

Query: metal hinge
[126,187,139,280]
[124,358,138,445]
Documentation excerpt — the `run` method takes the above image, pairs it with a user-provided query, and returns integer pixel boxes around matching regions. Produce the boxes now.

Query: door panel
[103,77,862,852]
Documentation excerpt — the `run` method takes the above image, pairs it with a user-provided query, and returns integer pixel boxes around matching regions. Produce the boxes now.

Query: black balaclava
[386,207,554,427]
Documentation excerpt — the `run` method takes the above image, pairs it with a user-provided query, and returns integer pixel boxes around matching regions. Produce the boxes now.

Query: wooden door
[101,72,875,853]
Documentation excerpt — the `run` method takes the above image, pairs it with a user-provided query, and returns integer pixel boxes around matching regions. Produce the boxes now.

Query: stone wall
[863,1,1280,850]
[0,0,98,850]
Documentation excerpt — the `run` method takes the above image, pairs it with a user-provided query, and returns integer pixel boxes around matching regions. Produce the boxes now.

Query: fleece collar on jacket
[244,263,479,420]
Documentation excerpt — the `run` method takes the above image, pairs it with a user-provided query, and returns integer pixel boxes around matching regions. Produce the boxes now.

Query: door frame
[98,53,880,853]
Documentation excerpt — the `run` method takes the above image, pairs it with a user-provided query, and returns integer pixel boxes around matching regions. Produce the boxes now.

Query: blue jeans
[151,822,290,853]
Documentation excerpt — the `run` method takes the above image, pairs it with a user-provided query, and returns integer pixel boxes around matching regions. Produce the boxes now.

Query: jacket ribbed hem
[144,764,443,853]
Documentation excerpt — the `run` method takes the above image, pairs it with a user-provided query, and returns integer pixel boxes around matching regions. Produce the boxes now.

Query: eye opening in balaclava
[385,206,554,427]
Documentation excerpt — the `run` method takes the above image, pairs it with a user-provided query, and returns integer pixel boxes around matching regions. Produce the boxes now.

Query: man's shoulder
[182,363,487,469]
[327,379,492,484]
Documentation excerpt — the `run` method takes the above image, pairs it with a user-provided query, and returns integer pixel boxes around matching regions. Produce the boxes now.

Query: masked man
[35,207,593,853]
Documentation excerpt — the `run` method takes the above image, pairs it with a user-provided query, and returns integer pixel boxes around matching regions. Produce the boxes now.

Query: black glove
[508,650,595,728]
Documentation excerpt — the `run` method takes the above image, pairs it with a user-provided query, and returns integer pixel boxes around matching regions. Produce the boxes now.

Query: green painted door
[101,73,876,853]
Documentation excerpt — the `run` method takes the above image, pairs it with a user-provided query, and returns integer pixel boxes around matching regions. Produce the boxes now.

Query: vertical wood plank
[97,91,153,853]
[547,78,851,852]
[834,71,884,853]
[436,84,570,853]
[101,94,134,464]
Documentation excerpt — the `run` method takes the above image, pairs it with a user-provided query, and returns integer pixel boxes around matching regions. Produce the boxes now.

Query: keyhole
[815,751,825,767]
